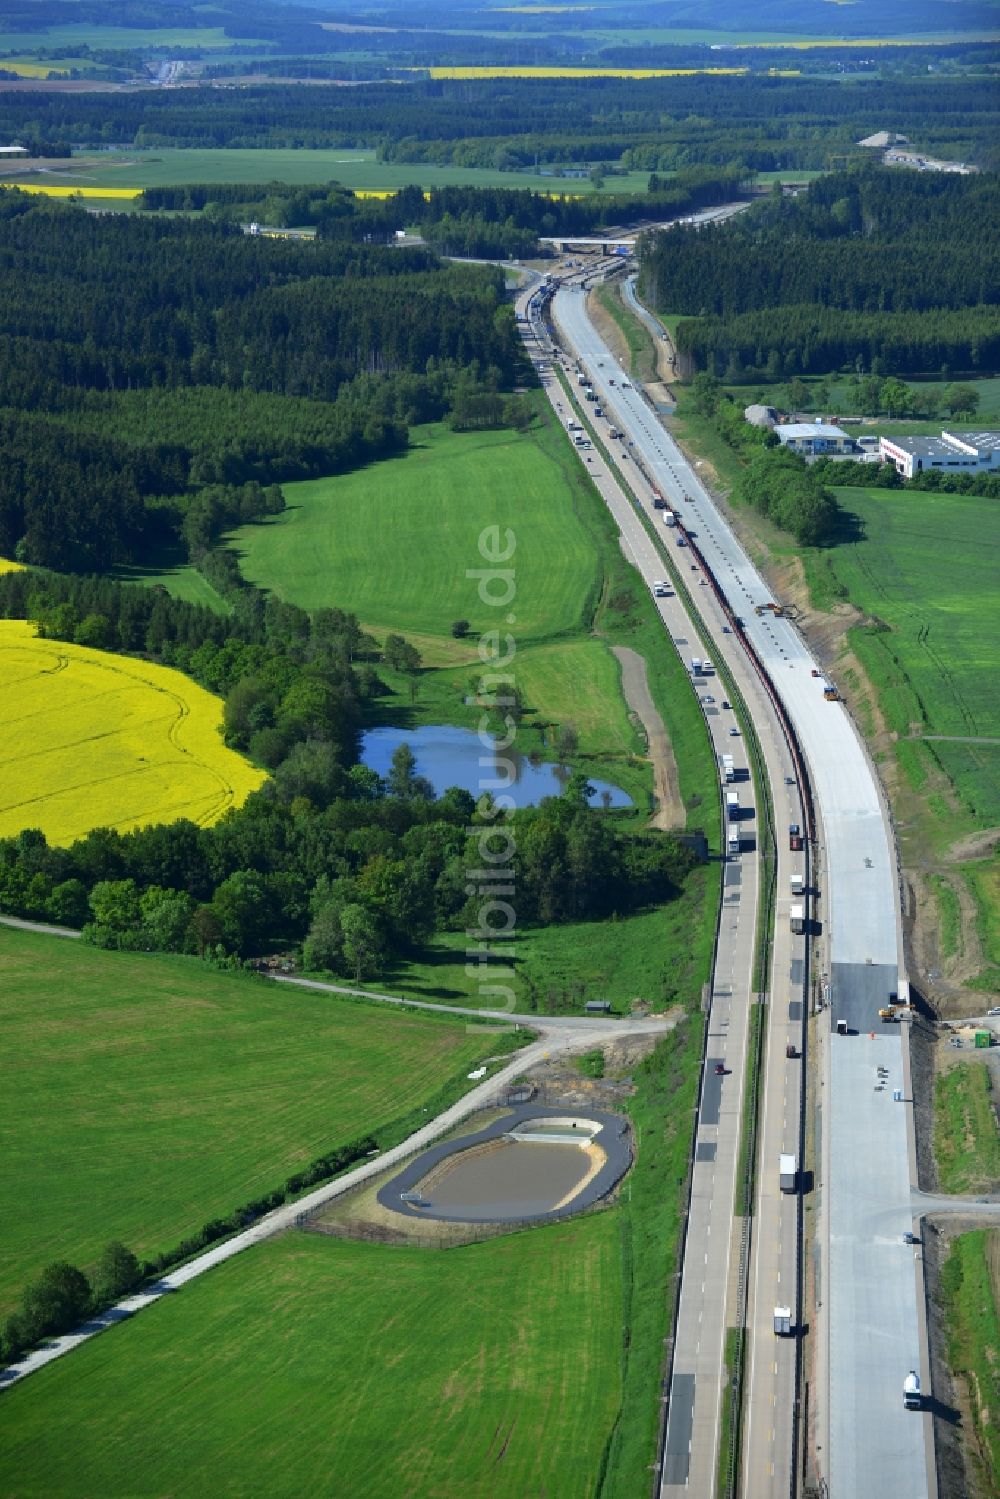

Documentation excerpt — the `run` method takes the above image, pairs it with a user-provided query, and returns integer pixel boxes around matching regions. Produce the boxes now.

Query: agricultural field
[806,486,1000,829]
[0,924,498,1312]
[229,415,601,648]
[0,1221,623,1499]
[0,24,258,49]
[0,147,652,198]
[0,620,264,845]
[423,64,747,77]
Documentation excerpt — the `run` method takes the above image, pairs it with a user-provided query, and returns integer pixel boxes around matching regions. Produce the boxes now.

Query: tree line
[687,374,842,545]
[640,167,1000,378]
[1,74,994,171]
[0,568,697,973]
[0,192,528,570]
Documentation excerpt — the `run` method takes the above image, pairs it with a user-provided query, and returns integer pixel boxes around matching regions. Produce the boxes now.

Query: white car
[988,1007,1000,1017]
[729,726,740,737]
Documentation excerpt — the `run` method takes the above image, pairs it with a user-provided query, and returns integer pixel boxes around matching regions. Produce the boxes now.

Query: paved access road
[552,280,930,1498]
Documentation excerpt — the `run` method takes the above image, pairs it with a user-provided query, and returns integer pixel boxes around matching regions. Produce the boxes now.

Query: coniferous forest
[639,169,1000,377]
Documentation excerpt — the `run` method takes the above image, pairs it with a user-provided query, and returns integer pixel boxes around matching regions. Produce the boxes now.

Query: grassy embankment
[800,486,1000,993]
[0,924,508,1313]
[658,359,1000,996]
[939,1229,1000,1495]
[595,280,659,385]
[224,396,720,1012]
[933,1062,1000,1194]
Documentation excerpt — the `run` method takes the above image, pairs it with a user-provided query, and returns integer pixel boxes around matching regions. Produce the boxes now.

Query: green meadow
[0,925,497,1312]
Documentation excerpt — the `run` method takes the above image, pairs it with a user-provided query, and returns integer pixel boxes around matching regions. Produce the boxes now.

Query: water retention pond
[361,725,631,809]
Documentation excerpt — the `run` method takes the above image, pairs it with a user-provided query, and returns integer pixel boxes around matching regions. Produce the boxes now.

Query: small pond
[361,724,631,809]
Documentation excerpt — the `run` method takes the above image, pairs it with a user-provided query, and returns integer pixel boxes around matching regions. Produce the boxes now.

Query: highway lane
[527,272,810,1496]
[553,280,930,1497]
[520,273,766,1495]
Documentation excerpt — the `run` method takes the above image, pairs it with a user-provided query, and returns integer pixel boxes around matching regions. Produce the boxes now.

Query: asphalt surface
[531,274,805,1498]
[550,277,928,1497]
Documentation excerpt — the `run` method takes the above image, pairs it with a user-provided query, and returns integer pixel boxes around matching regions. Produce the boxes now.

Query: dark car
[714,1063,726,1076]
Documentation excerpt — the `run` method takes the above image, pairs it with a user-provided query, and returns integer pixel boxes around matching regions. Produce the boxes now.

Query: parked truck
[652,490,666,509]
[779,1154,798,1192]
[662,510,677,527]
[727,830,740,858]
[726,791,739,822]
[773,1306,792,1337]
[903,1371,922,1410]
[790,903,805,935]
[722,754,735,784]
[789,873,804,896]
[789,823,803,852]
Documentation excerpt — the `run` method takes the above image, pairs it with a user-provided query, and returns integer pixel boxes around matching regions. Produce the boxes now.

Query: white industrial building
[775,421,857,456]
[879,429,1000,480]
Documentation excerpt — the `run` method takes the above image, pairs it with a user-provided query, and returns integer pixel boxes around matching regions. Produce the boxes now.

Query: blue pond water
[361,725,631,809]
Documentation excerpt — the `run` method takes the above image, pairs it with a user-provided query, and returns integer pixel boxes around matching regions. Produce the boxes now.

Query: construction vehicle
[822,682,840,701]
[789,824,803,852]
[754,602,787,617]
[879,1005,902,1023]
[779,1154,798,1192]
[773,1306,792,1337]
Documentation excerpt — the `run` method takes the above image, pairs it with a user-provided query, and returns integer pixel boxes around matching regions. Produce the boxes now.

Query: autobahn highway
[525,268,933,1497]
[518,268,808,1495]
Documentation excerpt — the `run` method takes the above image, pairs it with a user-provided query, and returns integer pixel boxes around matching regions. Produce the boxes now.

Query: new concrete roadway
[548,278,930,1496]
[522,272,808,1496]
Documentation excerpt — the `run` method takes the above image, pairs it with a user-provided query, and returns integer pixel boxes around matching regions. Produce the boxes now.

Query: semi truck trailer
[779,1154,798,1192]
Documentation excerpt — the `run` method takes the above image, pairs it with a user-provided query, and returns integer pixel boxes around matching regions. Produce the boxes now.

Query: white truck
[773,1306,792,1337]
[789,873,804,896]
[662,509,677,527]
[903,1370,921,1410]
[727,830,740,858]
[722,754,735,784]
[779,1153,797,1193]
[726,791,739,822]
[690,658,702,676]
[790,903,805,934]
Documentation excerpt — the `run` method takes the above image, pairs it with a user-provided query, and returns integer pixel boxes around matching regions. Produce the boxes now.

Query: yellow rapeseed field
[0,558,25,576]
[0,183,140,200]
[0,621,266,846]
[425,65,746,78]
